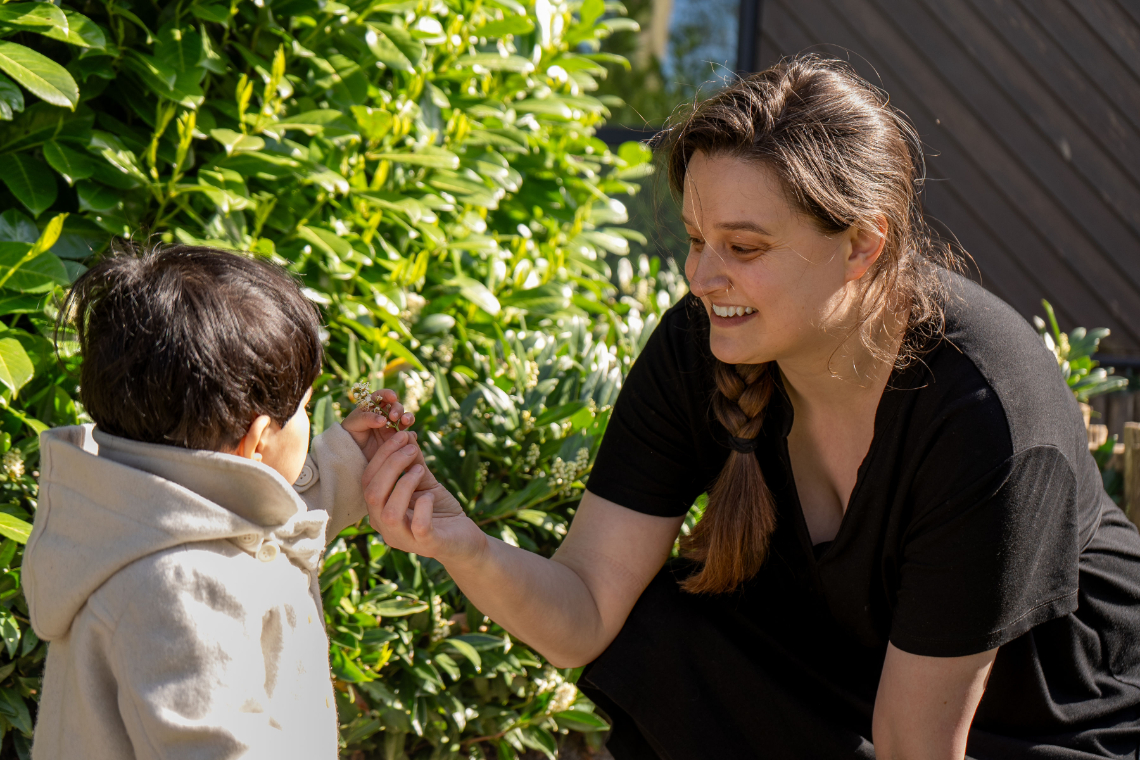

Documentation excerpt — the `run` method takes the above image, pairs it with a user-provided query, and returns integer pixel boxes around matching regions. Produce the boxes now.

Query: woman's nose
[686,249,730,298]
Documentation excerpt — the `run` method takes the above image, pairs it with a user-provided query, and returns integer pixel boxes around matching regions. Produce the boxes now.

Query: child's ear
[234,415,273,461]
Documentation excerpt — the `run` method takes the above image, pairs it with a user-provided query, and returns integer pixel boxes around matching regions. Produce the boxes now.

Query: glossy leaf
[0,40,79,108]
[0,72,23,120]
[0,153,57,216]
[0,513,31,544]
[0,3,68,33]
[0,241,68,292]
[0,337,34,394]
[40,11,106,49]
[42,140,98,184]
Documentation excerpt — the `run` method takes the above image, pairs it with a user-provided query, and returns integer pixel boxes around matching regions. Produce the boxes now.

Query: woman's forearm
[442,536,608,668]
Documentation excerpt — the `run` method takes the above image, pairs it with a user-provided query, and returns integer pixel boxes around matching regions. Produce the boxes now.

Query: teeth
[712,305,755,317]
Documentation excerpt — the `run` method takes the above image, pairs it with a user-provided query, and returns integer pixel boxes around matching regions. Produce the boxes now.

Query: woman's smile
[709,303,759,326]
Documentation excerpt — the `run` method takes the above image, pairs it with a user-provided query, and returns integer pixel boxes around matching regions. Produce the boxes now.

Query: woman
[365,56,1140,758]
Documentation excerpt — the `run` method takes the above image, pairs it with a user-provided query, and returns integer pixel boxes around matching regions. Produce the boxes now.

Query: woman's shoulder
[916,272,1087,460]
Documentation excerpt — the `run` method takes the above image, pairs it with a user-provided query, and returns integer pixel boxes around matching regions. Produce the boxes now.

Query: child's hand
[341,389,415,461]
[361,431,487,567]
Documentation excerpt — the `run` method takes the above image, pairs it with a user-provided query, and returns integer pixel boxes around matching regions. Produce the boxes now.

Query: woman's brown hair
[657,55,956,594]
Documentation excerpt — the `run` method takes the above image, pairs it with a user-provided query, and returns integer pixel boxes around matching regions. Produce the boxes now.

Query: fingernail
[402,444,417,455]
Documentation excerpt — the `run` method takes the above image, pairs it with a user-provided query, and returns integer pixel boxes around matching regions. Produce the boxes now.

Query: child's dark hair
[61,244,323,451]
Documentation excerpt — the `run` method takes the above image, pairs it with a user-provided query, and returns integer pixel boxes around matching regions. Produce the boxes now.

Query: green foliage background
[0,0,690,757]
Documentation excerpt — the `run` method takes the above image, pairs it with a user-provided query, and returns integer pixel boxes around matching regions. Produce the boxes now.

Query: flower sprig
[349,382,401,430]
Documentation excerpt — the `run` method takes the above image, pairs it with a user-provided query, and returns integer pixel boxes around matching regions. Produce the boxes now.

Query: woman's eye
[689,237,704,247]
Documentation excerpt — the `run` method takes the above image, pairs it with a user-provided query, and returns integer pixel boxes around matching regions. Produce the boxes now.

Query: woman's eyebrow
[681,214,771,235]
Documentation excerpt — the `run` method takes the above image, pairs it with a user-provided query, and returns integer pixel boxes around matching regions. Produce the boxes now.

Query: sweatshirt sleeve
[293,422,369,541]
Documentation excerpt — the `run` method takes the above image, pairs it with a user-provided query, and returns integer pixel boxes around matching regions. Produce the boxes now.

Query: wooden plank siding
[753,0,1140,353]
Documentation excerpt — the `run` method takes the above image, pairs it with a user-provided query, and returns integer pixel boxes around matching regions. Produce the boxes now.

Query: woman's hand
[360,431,487,567]
[341,389,415,459]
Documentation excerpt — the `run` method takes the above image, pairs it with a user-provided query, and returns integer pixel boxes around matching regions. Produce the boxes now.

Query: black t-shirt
[587,273,1140,747]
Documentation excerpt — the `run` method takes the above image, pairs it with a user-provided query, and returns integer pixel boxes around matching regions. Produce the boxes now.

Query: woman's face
[682,151,883,368]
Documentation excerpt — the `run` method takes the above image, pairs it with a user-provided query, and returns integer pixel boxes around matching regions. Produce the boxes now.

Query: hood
[25,425,328,641]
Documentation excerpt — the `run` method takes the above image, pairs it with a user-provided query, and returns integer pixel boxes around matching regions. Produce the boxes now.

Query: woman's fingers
[364,439,420,508]
[362,430,412,484]
[410,491,435,543]
[378,464,427,547]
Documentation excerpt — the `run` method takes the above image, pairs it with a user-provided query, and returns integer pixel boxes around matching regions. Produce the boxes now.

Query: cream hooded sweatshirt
[25,421,372,760]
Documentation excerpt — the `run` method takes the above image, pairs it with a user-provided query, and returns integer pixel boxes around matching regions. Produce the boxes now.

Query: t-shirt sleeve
[888,444,1080,658]
[586,303,722,518]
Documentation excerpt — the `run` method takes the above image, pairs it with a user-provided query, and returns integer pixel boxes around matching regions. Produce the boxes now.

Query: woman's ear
[844,215,888,282]
[234,415,273,461]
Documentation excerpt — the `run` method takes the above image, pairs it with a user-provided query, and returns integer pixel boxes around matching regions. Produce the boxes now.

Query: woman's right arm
[363,431,683,668]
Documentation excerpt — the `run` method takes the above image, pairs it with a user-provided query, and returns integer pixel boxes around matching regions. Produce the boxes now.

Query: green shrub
[0,0,688,756]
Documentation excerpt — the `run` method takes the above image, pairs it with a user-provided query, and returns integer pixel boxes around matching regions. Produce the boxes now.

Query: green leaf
[478,15,535,36]
[0,337,33,395]
[369,145,459,169]
[446,275,500,316]
[514,99,573,119]
[580,0,605,27]
[454,53,536,73]
[0,3,68,33]
[122,50,177,93]
[0,153,57,217]
[156,25,205,71]
[519,726,557,759]
[451,633,508,651]
[76,182,121,212]
[189,3,231,26]
[209,128,264,155]
[535,401,586,426]
[30,212,66,255]
[618,140,652,166]
[365,25,414,72]
[442,637,481,672]
[43,140,98,184]
[274,109,344,135]
[0,293,43,314]
[374,598,429,616]
[297,225,353,260]
[0,241,68,292]
[0,210,36,243]
[368,23,425,69]
[553,709,609,732]
[0,513,31,544]
[40,11,106,49]
[0,686,32,736]
[0,72,23,121]
[0,41,79,108]
[350,106,393,143]
[0,610,19,660]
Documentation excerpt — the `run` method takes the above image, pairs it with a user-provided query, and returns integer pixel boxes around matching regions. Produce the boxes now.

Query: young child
[25,245,414,759]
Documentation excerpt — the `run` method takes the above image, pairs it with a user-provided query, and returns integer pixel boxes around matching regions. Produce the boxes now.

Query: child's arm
[295,389,414,539]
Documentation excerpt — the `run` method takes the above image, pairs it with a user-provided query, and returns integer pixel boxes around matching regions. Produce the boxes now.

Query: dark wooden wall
[750,0,1140,354]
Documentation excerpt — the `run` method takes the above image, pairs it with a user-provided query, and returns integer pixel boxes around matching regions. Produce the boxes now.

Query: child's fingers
[410,491,435,543]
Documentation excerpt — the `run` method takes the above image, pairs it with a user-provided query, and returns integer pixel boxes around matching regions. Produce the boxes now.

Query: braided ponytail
[680,361,777,594]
